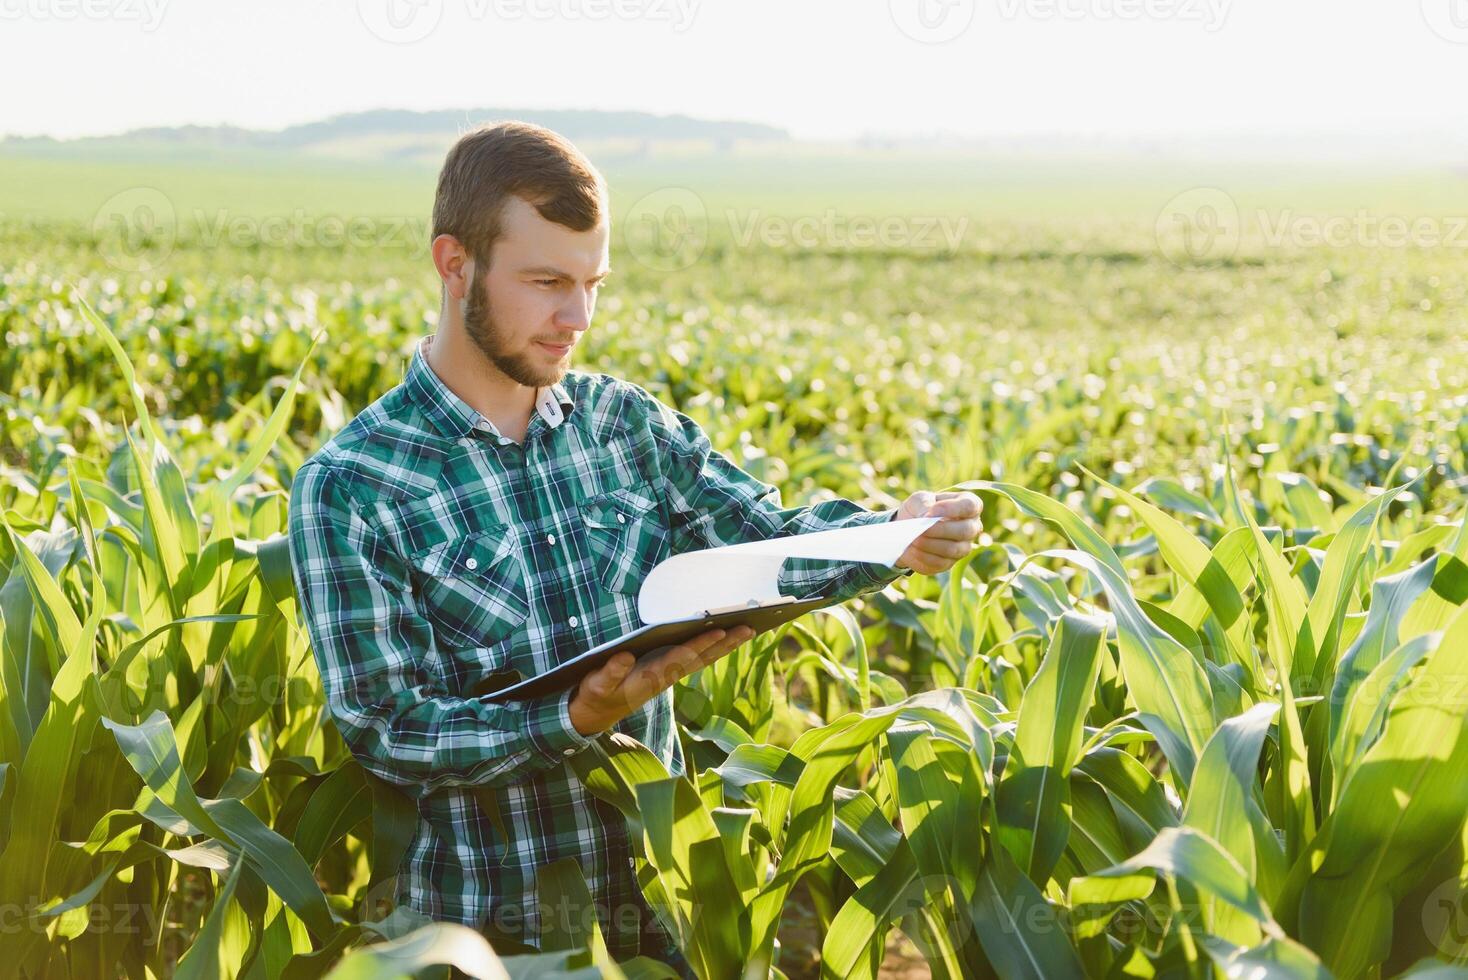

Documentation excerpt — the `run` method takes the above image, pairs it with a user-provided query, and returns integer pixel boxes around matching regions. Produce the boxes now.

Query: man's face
[462,194,611,388]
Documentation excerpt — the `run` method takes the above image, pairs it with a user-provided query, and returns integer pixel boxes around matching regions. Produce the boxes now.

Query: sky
[2,0,1466,143]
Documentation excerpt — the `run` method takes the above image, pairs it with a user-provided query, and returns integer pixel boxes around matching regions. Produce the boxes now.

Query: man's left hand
[892,490,983,575]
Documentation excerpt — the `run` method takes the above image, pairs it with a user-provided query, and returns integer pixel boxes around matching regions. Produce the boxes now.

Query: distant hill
[0,108,791,167]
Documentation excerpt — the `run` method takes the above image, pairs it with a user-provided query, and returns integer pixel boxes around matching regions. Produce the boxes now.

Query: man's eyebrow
[521,266,613,282]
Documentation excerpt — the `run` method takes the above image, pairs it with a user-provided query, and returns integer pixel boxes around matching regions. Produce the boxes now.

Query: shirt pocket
[407,525,530,653]
[579,482,671,596]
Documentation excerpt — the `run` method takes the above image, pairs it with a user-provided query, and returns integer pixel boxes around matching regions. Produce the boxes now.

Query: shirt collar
[405,335,574,441]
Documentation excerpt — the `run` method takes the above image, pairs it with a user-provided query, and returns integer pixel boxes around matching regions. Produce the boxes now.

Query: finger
[906,490,937,517]
[694,626,754,669]
[918,517,981,541]
[916,537,975,559]
[683,628,729,654]
[908,537,971,559]
[901,544,967,573]
[675,628,748,681]
[925,494,982,520]
[641,631,724,677]
[636,631,726,688]
[911,555,955,574]
[587,651,636,699]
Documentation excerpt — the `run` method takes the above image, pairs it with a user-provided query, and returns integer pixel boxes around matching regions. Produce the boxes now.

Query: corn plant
[4,198,1468,979]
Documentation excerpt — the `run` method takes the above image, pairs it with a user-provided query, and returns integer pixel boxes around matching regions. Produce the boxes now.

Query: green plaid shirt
[287,334,908,956]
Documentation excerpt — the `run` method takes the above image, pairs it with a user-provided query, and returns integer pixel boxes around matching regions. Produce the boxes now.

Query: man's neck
[424,327,537,444]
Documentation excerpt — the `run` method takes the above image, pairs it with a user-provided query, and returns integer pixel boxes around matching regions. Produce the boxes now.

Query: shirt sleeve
[643,392,915,605]
[287,459,591,800]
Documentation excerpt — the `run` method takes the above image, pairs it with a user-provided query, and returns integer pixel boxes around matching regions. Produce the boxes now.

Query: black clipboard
[481,593,840,703]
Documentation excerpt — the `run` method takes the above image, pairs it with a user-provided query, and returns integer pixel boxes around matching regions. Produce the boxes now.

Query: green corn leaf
[202,796,338,941]
[1135,477,1224,527]
[175,858,245,980]
[322,924,509,980]
[1239,504,1316,862]
[1327,555,1440,806]
[292,762,371,869]
[820,843,923,980]
[633,776,750,980]
[1301,484,1410,684]
[1398,503,1468,641]
[1074,826,1283,937]
[1182,702,1279,943]
[1198,934,1332,980]
[1330,633,1437,803]
[202,349,314,550]
[102,709,230,841]
[534,857,609,960]
[956,480,1214,785]
[995,610,1107,885]
[1295,603,1468,977]
[970,845,1086,980]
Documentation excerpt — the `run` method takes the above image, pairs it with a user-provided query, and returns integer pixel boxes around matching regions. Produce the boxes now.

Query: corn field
[3,209,1468,978]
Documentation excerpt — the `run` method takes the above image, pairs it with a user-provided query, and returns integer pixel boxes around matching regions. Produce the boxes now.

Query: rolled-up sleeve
[287,459,589,800]
[642,392,914,605]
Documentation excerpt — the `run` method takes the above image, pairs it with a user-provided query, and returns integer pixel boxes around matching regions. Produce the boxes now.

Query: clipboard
[481,593,840,703]
[477,514,938,704]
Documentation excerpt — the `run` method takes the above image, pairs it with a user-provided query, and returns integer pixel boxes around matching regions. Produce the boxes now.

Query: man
[287,121,982,969]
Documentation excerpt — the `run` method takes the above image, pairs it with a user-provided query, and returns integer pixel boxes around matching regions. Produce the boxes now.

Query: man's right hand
[568,626,756,736]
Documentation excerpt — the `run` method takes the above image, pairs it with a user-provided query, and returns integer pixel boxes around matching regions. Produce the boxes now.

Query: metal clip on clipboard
[700,595,797,617]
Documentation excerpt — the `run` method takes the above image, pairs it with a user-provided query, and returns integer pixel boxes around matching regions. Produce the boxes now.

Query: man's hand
[892,490,984,575]
[568,626,756,736]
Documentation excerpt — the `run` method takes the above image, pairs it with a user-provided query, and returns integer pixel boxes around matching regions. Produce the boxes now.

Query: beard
[462,270,568,389]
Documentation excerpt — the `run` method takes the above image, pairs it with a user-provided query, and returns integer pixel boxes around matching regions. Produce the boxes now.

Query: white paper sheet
[637,516,940,624]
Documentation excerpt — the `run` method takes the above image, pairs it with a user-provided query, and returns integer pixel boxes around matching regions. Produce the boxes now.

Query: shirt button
[562,747,576,756]
[547,533,557,545]
[617,514,626,524]
[568,616,579,628]
[465,558,478,570]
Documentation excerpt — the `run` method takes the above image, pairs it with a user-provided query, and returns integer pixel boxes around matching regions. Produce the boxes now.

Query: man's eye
[534,279,558,287]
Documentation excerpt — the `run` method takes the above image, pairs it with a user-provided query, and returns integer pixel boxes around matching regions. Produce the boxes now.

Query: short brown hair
[431,121,607,273]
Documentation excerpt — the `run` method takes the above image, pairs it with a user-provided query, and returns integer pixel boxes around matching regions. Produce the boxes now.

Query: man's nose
[555,290,593,332]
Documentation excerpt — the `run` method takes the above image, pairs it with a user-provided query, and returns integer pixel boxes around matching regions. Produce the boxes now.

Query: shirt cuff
[832,509,917,594]
[843,551,916,593]
[523,688,594,762]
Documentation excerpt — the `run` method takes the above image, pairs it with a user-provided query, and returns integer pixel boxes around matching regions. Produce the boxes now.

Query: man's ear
[431,234,472,302]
